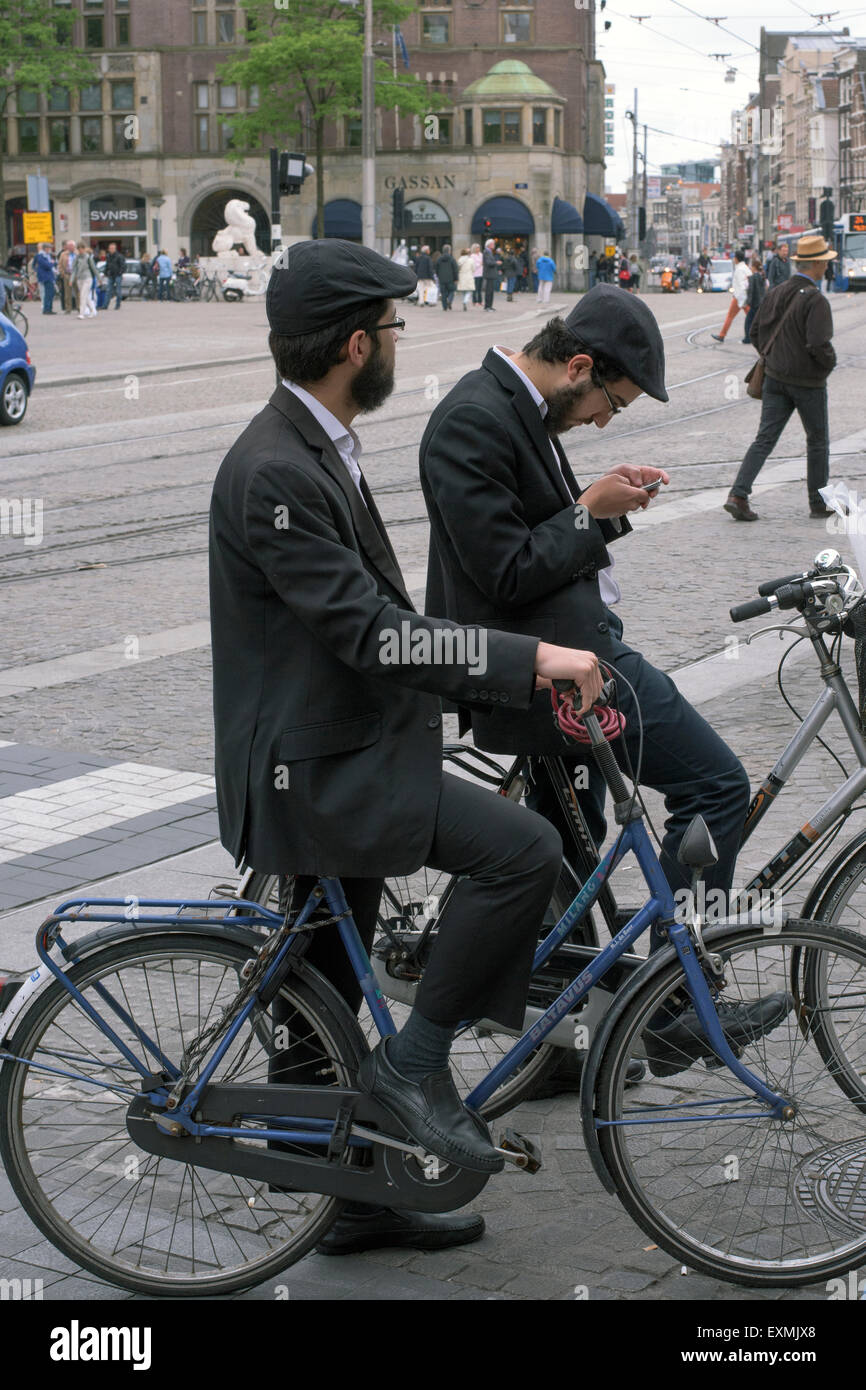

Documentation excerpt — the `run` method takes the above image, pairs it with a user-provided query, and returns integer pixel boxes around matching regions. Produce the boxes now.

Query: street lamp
[339,0,375,249]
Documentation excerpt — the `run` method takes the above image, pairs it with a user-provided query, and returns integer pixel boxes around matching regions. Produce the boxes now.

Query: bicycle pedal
[497,1128,543,1174]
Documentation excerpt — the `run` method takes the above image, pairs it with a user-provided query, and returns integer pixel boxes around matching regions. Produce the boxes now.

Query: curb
[37,351,273,390]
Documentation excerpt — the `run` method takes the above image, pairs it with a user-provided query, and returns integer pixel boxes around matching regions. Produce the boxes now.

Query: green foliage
[218,0,440,158]
[0,0,96,114]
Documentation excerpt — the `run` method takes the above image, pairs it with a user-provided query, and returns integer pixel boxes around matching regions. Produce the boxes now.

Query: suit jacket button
[597,621,609,633]
[500,693,510,703]
[427,715,441,728]
[489,691,499,702]
[570,572,579,582]
[479,690,489,700]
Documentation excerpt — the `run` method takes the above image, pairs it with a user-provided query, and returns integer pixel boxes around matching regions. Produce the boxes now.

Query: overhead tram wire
[665,0,760,51]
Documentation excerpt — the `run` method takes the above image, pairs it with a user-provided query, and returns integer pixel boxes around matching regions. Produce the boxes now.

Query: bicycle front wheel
[594,921,866,1286]
[0,932,365,1297]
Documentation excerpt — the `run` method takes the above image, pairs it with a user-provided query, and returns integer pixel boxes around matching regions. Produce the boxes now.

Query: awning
[551,196,584,235]
[311,199,362,239]
[582,192,625,240]
[471,196,535,236]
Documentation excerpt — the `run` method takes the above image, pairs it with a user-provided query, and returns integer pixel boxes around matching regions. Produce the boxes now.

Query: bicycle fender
[579,938,683,1195]
[801,826,866,918]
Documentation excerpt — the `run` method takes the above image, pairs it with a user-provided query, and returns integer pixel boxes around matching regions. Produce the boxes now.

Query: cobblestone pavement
[2,291,866,1301]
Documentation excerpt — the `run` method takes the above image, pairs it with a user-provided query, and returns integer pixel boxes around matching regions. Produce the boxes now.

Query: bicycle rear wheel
[0,932,365,1296]
[594,920,866,1286]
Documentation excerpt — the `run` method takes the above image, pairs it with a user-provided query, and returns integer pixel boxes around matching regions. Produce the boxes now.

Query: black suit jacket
[209,384,538,875]
[421,349,630,754]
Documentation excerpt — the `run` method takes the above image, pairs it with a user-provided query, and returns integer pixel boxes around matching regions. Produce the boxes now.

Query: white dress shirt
[282,379,367,506]
[492,347,621,605]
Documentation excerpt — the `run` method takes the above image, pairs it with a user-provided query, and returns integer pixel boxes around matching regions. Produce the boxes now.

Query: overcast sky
[596,0,866,191]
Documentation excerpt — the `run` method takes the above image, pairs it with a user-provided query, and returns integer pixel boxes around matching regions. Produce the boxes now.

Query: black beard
[544,378,593,435]
[351,342,395,413]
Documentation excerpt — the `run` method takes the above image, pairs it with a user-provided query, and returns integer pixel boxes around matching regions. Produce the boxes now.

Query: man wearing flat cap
[419,285,789,1089]
[209,238,609,1253]
[724,233,837,522]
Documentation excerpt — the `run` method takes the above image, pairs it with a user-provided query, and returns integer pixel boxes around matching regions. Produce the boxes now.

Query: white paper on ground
[819,480,866,580]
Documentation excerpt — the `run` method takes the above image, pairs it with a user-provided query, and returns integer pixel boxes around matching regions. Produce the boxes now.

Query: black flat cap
[267,238,417,335]
[563,284,668,402]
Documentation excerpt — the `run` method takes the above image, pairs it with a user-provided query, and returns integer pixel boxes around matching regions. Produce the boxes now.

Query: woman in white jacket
[711,249,751,342]
[456,247,475,310]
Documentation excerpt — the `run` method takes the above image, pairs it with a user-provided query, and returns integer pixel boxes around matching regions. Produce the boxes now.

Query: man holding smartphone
[419,286,773,1085]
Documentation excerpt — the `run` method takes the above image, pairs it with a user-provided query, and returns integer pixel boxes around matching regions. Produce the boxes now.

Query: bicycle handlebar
[730,595,774,623]
[757,571,807,597]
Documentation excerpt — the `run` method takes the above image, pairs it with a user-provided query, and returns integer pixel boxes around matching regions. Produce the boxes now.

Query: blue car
[0,309,35,425]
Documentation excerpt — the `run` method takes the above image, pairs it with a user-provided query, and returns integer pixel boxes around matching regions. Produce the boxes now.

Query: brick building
[1,0,617,271]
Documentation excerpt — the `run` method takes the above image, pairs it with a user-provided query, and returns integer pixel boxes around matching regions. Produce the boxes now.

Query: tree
[0,0,96,263]
[219,0,442,243]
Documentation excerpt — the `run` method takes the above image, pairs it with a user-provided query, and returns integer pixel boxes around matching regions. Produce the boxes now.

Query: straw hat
[794,233,837,262]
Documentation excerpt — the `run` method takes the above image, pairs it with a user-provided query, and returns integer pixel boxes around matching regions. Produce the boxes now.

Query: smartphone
[642,478,662,494]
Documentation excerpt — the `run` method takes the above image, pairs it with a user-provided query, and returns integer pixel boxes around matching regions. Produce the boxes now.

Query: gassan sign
[89,195,146,232]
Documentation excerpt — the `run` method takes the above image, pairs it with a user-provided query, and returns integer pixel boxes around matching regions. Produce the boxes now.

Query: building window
[195,82,209,109]
[502,10,532,42]
[48,85,70,111]
[193,11,207,43]
[18,118,39,153]
[116,13,130,45]
[464,108,473,145]
[111,80,134,110]
[346,116,362,147]
[482,108,521,144]
[49,117,70,152]
[554,108,561,145]
[219,121,234,150]
[80,83,102,111]
[248,84,259,108]
[217,10,235,43]
[532,107,547,145]
[196,113,209,151]
[82,115,103,150]
[433,114,451,144]
[112,114,135,151]
[422,13,449,43]
[218,83,237,108]
[18,89,39,113]
[85,15,104,46]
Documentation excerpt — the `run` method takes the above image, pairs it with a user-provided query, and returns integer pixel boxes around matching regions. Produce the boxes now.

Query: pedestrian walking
[156,248,173,301]
[58,240,77,314]
[824,258,835,293]
[33,243,57,315]
[630,256,641,294]
[618,254,632,291]
[742,253,766,342]
[414,244,435,306]
[535,249,556,303]
[471,243,483,304]
[767,241,791,288]
[711,249,750,342]
[588,250,598,289]
[104,241,126,310]
[530,245,540,293]
[456,247,475,310]
[724,233,837,522]
[435,244,458,310]
[517,241,530,292]
[503,248,520,301]
[72,241,96,318]
[482,238,502,311]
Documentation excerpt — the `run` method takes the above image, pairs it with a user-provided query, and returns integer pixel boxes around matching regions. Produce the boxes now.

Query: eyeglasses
[368,317,406,334]
[591,370,622,416]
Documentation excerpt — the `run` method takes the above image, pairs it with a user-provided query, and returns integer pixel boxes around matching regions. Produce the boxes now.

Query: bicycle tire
[9,306,27,338]
[594,920,866,1286]
[0,932,366,1297]
[240,863,583,1120]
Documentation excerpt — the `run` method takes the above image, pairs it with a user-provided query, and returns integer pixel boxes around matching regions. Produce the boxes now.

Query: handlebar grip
[553,677,615,708]
[757,571,806,597]
[730,596,773,623]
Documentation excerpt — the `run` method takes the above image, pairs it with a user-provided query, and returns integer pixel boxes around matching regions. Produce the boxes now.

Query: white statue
[211,199,261,258]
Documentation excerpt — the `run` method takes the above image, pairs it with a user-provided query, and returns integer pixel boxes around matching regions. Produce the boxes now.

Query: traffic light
[392,186,405,234]
[278,152,309,195]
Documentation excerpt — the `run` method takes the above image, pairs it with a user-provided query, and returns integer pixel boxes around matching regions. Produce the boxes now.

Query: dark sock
[387,1009,455,1083]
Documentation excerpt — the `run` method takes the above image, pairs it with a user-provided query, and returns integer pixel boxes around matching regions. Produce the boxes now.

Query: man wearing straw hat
[724,233,837,521]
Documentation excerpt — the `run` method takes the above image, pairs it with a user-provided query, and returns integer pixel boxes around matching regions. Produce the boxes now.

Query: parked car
[708,258,733,292]
[0,311,35,425]
[95,258,143,299]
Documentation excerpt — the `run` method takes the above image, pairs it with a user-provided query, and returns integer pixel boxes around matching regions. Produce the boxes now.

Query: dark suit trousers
[526,613,750,924]
[269,771,561,1084]
[483,279,497,309]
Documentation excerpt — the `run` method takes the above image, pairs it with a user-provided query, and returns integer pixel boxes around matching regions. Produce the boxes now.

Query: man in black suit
[209,239,605,1254]
[420,287,788,1084]
[482,238,502,311]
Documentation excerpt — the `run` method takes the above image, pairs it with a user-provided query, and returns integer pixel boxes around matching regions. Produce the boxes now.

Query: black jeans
[731,374,829,505]
[473,276,483,304]
[439,285,454,310]
[525,613,750,925]
[483,278,497,309]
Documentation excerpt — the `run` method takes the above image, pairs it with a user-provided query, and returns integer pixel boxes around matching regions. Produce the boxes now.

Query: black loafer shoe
[315,1205,485,1256]
[357,1038,504,1174]
[646,992,793,1077]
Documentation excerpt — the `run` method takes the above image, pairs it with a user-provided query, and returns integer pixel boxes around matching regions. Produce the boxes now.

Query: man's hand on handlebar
[534,642,604,715]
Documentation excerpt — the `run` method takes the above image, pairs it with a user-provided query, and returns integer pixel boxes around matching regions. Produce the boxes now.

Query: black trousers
[276,771,561,1049]
[731,375,829,506]
[483,279,497,309]
[526,614,750,916]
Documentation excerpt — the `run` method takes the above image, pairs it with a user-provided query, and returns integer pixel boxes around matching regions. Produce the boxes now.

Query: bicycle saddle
[676,814,719,870]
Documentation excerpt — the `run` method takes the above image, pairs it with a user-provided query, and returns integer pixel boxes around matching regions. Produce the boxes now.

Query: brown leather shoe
[724,492,759,521]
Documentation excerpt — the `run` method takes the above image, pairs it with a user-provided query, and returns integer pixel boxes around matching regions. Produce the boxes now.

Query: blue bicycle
[2,696,866,1295]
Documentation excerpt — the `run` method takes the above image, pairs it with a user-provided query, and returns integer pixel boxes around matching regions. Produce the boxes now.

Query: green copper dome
[463,60,561,101]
